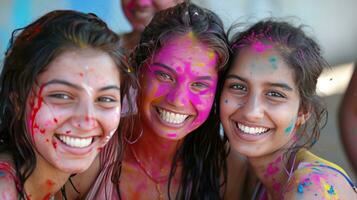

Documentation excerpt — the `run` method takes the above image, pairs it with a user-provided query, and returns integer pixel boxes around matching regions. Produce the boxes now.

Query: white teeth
[58,135,93,148]
[237,123,269,135]
[158,108,188,124]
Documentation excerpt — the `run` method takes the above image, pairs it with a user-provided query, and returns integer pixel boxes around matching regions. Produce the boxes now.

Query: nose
[71,99,99,131]
[165,84,188,107]
[240,94,264,122]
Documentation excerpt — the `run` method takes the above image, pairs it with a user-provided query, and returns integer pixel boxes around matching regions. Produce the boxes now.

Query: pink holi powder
[167,133,177,138]
[252,41,272,52]
[53,118,58,123]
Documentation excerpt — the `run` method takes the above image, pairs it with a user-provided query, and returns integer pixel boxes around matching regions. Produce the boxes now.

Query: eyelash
[191,82,209,89]
[267,91,286,98]
[48,93,72,100]
[229,83,247,91]
[97,96,117,103]
[155,71,173,82]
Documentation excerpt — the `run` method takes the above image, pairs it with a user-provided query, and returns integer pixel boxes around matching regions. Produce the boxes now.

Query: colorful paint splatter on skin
[284,117,296,135]
[268,56,278,70]
[252,41,272,52]
[264,156,282,177]
[140,33,218,139]
[167,133,177,138]
[29,85,45,138]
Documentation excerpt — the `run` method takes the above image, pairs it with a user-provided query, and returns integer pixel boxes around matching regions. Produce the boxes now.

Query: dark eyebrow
[225,74,247,82]
[43,79,81,89]
[151,62,176,74]
[99,85,120,92]
[268,83,293,91]
[43,79,120,92]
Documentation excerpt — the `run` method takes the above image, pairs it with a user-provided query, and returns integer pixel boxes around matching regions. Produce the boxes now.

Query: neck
[248,149,297,199]
[24,154,70,200]
[129,125,182,180]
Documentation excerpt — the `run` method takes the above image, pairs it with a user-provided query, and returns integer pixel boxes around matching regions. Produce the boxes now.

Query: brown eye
[154,71,173,82]
[49,93,72,100]
[229,83,247,91]
[267,91,285,98]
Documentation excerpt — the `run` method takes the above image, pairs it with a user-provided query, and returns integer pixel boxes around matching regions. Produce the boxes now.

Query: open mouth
[56,134,94,148]
[236,122,270,136]
[156,107,190,125]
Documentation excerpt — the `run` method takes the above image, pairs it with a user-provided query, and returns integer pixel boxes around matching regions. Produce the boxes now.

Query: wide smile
[236,123,270,136]
[229,120,272,142]
[156,107,191,126]
[56,134,94,148]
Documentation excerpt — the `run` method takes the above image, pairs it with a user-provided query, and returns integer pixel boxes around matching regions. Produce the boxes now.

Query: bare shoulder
[0,153,18,199]
[283,163,357,199]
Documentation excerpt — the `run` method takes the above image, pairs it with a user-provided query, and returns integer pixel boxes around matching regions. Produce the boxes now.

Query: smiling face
[121,0,183,31]
[139,33,218,140]
[26,48,121,173]
[220,45,303,157]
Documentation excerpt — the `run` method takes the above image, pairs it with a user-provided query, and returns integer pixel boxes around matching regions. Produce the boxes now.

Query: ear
[296,105,311,126]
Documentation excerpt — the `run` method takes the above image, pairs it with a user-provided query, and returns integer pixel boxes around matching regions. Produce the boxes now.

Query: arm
[338,64,357,174]
[283,166,357,199]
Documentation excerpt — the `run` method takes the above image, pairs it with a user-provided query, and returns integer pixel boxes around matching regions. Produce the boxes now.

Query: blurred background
[0,0,356,181]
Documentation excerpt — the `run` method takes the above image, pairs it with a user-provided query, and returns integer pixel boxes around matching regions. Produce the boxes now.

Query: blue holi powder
[327,185,336,195]
[269,56,278,69]
[297,183,304,193]
[0,171,5,177]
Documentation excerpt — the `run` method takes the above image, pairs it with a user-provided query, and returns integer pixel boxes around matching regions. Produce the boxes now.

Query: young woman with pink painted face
[115,2,230,199]
[0,11,135,199]
[219,20,357,199]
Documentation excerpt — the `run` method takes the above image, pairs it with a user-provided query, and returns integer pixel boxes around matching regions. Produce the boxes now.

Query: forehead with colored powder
[153,32,218,72]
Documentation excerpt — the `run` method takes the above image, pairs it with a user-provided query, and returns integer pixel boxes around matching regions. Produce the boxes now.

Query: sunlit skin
[220,44,357,199]
[21,48,121,199]
[119,33,219,199]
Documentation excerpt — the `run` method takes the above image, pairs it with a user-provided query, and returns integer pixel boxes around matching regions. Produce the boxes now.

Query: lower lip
[234,124,271,142]
[55,136,97,156]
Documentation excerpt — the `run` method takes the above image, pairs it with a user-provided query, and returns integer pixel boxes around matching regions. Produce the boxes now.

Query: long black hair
[0,10,136,199]
[117,1,230,199]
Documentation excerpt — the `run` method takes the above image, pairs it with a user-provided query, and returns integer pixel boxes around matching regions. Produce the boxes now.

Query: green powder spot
[269,56,278,69]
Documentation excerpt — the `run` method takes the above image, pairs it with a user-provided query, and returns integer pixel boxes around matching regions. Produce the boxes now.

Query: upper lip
[55,132,101,138]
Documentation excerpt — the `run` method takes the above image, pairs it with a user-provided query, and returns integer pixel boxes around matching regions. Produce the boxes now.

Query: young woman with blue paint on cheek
[219,20,357,199]
[0,10,135,199]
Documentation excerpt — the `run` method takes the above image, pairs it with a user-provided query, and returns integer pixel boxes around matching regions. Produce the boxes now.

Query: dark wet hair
[0,10,136,198]
[117,1,230,199]
[220,19,328,153]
